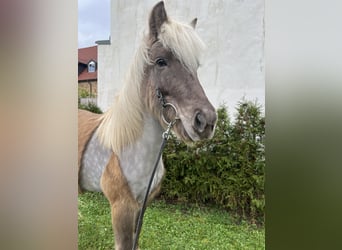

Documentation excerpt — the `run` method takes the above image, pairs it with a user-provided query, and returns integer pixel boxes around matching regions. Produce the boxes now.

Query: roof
[78,46,98,82]
[78,70,97,82]
[96,39,111,45]
[78,45,97,64]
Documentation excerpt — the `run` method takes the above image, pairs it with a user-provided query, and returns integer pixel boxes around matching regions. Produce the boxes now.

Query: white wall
[97,44,114,110]
[97,0,264,116]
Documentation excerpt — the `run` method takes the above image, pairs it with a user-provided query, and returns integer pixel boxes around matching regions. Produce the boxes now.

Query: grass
[78,192,265,250]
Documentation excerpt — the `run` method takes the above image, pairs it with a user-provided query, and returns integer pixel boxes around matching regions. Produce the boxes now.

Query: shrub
[79,88,90,98]
[79,102,103,114]
[161,100,265,224]
[78,88,95,98]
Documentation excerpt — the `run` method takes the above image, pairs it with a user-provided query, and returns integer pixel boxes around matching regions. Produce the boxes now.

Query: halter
[132,89,179,250]
[156,88,180,138]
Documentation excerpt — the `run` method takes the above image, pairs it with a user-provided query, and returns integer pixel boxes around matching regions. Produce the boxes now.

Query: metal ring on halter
[161,102,180,125]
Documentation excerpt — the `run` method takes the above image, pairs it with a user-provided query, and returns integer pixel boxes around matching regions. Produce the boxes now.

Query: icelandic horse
[78,2,217,249]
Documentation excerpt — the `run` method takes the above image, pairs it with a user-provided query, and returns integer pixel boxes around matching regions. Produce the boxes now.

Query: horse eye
[156,58,167,67]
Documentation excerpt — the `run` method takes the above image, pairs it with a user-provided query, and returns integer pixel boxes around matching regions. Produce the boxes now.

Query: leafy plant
[78,88,92,98]
[79,102,103,114]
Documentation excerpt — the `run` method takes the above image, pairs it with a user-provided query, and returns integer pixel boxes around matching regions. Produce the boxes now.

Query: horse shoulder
[101,153,137,206]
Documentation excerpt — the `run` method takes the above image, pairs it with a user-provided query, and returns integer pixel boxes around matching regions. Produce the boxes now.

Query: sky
[78,0,110,48]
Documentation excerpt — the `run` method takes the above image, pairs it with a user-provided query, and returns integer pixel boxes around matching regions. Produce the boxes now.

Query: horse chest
[119,116,165,204]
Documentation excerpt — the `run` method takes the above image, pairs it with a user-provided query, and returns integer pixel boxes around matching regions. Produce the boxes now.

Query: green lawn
[78,192,265,250]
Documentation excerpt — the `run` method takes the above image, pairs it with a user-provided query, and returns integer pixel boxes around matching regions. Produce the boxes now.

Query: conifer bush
[161,100,265,224]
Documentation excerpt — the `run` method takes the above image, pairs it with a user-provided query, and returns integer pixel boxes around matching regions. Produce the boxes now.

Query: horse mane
[96,38,151,154]
[96,17,205,154]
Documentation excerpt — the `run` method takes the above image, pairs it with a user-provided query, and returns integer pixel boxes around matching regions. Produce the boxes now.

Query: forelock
[158,19,205,72]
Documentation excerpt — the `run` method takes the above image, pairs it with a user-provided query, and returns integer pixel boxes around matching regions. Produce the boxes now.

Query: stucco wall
[97,0,264,116]
[97,44,114,110]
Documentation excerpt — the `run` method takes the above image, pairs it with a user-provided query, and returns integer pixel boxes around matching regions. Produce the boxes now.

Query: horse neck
[120,63,165,151]
[131,68,164,148]
[97,41,162,154]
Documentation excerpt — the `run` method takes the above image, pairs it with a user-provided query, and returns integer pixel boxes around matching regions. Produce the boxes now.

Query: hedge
[161,101,265,224]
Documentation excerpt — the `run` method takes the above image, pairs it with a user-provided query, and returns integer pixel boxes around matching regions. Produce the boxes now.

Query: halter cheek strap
[156,88,166,107]
[156,88,180,125]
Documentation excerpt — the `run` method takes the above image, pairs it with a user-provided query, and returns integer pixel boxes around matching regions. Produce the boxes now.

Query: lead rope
[132,89,178,250]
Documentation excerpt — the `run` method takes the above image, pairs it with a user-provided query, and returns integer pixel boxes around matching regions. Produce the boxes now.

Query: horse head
[143,1,217,143]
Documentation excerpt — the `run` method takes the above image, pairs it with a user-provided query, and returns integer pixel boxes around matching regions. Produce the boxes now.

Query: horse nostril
[194,112,207,133]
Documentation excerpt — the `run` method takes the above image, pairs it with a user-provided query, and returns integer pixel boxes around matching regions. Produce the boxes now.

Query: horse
[78,2,217,249]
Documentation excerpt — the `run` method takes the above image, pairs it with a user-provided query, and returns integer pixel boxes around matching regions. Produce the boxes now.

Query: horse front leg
[111,200,139,250]
[101,154,140,250]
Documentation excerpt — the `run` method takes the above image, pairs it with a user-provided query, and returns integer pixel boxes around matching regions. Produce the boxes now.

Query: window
[88,61,96,72]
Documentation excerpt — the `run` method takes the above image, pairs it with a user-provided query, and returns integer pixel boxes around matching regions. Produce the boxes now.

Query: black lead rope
[132,124,172,250]
[132,89,178,250]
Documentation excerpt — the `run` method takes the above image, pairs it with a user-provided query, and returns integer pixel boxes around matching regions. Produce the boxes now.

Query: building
[78,46,98,103]
[96,0,264,116]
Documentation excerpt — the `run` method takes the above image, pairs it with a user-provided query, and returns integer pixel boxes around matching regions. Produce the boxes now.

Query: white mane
[96,18,205,153]
[96,39,151,154]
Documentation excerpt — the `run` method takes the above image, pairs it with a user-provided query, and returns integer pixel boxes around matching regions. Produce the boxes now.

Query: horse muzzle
[192,108,217,140]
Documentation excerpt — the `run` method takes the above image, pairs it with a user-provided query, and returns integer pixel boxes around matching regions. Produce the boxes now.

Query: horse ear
[149,1,168,39]
[190,18,197,29]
